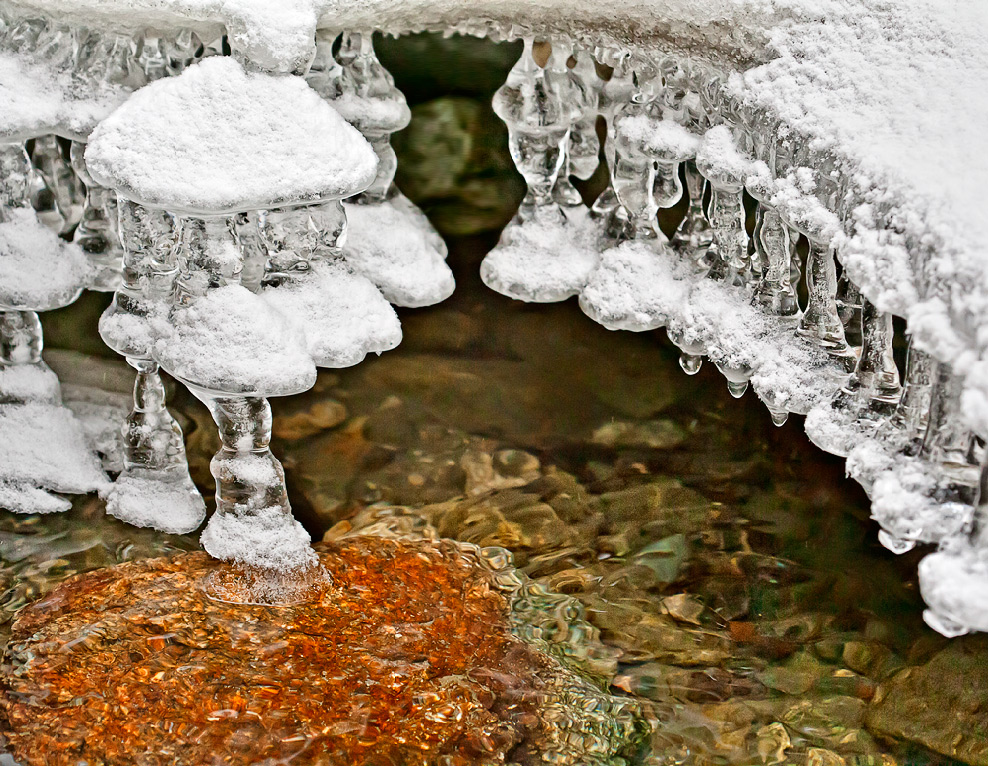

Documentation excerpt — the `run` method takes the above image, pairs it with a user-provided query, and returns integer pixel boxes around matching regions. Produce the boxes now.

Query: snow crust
[621,116,699,161]
[200,503,318,572]
[0,482,71,514]
[480,207,600,303]
[261,259,402,369]
[85,57,377,214]
[920,541,988,633]
[155,284,317,396]
[0,402,109,500]
[0,209,91,311]
[695,126,751,186]
[104,474,207,534]
[0,364,61,404]
[0,50,128,141]
[331,92,411,135]
[579,241,688,331]
[342,196,454,308]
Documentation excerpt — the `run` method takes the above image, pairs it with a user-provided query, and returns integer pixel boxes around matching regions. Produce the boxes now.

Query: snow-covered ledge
[7,0,986,424]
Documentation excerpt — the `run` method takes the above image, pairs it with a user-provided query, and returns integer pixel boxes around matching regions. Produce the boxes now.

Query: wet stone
[0,537,648,766]
[272,397,347,441]
[591,419,687,451]
[865,636,988,766]
[393,97,525,236]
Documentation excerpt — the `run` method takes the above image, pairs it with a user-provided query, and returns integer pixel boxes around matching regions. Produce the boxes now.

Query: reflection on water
[3,249,983,764]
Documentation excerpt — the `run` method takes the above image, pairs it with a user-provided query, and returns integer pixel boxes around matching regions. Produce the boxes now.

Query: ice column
[31,135,83,235]
[879,338,936,455]
[610,69,662,240]
[777,158,856,371]
[317,30,454,308]
[493,38,575,222]
[835,298,901,416]
[70,142,123,291]
[481,38,596,303]
[745,115,798,316]
[591,53,634,239]
[98,200,205,532]
[334,32,408,204]
[552,46,600,207]
[919,458,988,637]
[0,143,62,400]
[919,366,981,504]
[694,80,749,284]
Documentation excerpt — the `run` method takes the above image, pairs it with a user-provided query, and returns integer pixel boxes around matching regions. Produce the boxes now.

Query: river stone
[864,636,988,766]
[392,97,524,236]
[0,537,648,766]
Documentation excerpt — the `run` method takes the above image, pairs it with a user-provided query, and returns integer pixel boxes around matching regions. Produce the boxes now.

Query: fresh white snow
[85,56,377,215]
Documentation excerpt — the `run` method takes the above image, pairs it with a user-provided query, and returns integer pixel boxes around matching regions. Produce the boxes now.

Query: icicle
[233,211,270,294]
[174,216,243,303]
[878,337,936,455]
[69,141,123,291]
[834,298,901,415]
[99,200,204,533]
[136,33,169,80]
[835,272,863,347]
[610,70,662,240]
[483,38,597,303]
[807,297,901,456]
[750,206,798,314]
[671,160,713,268]
[590,53,633,237]
[745,114,798,316]
[920,365,981,504]
[670,62,713,263]
[918,456,988,637]
[0,143,34,212]
[334,31,410,203]
[0,143,65,401]
[796,242,855,368]
[30,135,83,235]
[493,37,576,221]
[258,207,318,287]
[554,48,600,209]
[315,30,452,308]
[696,137,747,283]
[693,76,748,283]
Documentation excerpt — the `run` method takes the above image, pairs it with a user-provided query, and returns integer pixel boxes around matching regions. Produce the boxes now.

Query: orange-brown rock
[0,536,646,766]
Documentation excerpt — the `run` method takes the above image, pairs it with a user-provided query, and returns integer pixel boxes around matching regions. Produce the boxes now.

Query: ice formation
[1,0,987,629]
[85,56,377,215]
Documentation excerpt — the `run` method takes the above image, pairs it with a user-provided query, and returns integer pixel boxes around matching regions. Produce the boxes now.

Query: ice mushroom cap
[85,56,378,216]
[0,208,92,311]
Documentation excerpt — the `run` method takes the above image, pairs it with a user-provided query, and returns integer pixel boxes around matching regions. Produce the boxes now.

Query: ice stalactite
[30,134,83,235]
[553,47,600,209]
[481,37,599,303]
[880,338,936,455]
[70,140,123,291]
[590,52,634,240]
[919,455,988,637]
[312,30,454,308]
[744,114,798,318]
[98,199,205,533]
